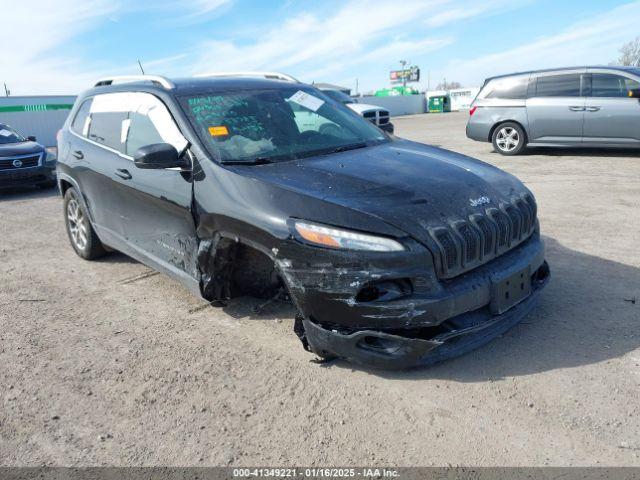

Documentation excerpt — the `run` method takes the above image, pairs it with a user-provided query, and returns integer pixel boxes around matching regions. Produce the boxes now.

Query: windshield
[180,86,387,163]
[0,124,26,145]
[321,89,355,105]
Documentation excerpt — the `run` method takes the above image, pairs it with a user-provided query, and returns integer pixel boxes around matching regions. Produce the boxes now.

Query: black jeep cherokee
[57,74,549,369]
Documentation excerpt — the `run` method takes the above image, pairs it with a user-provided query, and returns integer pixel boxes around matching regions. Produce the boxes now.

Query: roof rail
[194,71,299,83]
[94,75,175,89]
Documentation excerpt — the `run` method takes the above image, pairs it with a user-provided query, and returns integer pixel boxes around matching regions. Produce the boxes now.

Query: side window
[126,111,164,155]
[124,93,188,156]
[535,74,582,97]
[88,111,128,151]
[83,92,187,157]
[592,73,640,97]
[483,77,529,99]
[71,99,93,136]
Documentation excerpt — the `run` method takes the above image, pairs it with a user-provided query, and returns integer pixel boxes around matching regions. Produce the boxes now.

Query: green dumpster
[428,95,450,113]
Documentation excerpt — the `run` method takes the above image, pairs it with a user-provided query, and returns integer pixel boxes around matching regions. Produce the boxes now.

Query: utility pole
[3,83,9,97]
[399,59,408,90]
[137,59,145,75]
[355,78,359,96]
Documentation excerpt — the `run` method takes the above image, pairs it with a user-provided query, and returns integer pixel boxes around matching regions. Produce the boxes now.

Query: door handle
[114,168,132,180]
[72,150,84,159]
[586,106,601,112]
[568,106,585,112]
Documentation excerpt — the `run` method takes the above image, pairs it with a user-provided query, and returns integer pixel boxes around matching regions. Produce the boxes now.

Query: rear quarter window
[70,99,93,136]
[482,77,529,99]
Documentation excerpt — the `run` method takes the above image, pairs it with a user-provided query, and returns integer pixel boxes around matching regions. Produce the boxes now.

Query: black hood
[0,141,44,157]
[235,139,530,244]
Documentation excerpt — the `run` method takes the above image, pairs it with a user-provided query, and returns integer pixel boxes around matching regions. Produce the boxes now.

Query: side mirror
[27,135,37,142]
[133,143,186,169]
[628,89,640,99]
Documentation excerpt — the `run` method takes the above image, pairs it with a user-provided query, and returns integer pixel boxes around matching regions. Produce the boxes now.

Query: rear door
[583,70,640,146]
[68,96,130,238]
[526,70,587,144]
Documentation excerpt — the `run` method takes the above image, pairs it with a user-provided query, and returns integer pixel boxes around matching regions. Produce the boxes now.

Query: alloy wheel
[67,198,88,251]
[496,127,520,152]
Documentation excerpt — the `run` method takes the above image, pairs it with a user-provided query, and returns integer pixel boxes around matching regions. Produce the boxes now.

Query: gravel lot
[1,112,639,467]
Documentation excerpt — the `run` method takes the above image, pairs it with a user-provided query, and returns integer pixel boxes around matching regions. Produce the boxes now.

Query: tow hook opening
[357,335,404,355]
[532,261,550,285]
[355,278,413,303]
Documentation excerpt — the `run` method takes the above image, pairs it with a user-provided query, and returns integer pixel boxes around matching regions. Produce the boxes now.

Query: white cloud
[440,1,640,87]
[179,0,465,90]
[7,0,638,96]
[188,0,232,15]
[150,0,233,24]
[424,0,532,28]
[0,0,119,95]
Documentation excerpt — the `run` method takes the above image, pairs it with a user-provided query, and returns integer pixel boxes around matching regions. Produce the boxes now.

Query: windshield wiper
[221,157,275,165]
[331,142,368,153]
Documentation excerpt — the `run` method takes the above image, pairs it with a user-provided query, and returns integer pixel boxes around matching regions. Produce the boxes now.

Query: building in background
[426,88,480,112]
[0,96,76,147]
[448,87,480,111]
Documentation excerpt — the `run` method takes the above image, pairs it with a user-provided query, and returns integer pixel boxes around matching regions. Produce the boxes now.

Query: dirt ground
[1,112,639,467]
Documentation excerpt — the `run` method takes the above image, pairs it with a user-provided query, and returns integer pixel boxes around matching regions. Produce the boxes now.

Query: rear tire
[63,187,107,260]
[492,122,526,156]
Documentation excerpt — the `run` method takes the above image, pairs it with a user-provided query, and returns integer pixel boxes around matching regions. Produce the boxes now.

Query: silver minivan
[466,66,640,155]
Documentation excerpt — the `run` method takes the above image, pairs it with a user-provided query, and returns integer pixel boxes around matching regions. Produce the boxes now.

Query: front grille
[429,194,538,279]
[0,154,41,170]
[378,110,390,125]
[433,229,459,270]
[363,111,376,119]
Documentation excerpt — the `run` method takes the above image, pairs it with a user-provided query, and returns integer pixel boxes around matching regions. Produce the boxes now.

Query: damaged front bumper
[283,232,550,369]
[302,260,548,369]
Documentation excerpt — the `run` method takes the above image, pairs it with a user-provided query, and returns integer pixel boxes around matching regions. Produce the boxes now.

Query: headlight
[293,220,404,252]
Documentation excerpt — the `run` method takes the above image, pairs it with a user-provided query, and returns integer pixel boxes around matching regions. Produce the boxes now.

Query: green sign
[0,103,73,113]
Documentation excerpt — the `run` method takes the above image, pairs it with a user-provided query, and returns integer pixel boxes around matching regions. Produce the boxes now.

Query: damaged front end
[283,230,550,369]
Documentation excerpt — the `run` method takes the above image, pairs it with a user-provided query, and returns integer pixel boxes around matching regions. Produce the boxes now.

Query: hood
[347,103,387,114]
[0,141,44,157]
[234,139,530,246]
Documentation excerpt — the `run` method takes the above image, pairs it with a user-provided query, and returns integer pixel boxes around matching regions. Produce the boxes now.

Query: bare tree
[436,80,462,90]
[618,36,640,66]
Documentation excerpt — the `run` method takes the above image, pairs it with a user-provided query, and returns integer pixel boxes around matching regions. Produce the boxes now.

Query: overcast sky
[2,0,640,96]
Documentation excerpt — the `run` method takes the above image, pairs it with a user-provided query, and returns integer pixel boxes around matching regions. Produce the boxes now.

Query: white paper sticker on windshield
[0,129,13,137]
[288,90,324,112]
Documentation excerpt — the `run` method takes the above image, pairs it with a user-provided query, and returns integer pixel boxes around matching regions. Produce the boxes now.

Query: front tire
[492,122,526,156]
[63,187,107,260]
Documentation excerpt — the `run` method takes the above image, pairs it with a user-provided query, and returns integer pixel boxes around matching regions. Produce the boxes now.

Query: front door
[117,92,198,286]
[526,71,586,144]
[583,71,640,146]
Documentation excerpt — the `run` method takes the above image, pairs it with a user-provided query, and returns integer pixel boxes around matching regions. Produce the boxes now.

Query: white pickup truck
[319,89,394,134]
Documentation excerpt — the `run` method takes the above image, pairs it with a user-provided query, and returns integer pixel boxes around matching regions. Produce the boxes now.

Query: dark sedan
[0,124,56,189]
